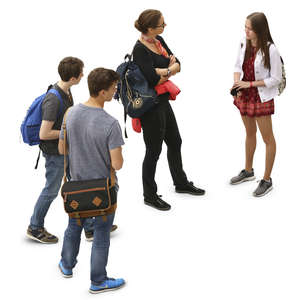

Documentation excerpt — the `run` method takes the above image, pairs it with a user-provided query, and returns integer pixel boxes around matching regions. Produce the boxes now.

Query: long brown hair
[245,12,274,70]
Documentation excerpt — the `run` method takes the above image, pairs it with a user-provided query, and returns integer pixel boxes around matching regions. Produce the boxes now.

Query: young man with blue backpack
[26,57,87,243]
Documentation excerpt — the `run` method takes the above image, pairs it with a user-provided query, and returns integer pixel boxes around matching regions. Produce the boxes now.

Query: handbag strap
[62,108,116,186]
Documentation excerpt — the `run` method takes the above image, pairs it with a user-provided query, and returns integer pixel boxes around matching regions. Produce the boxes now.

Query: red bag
[132,118,141,133]
[155,80,181,100]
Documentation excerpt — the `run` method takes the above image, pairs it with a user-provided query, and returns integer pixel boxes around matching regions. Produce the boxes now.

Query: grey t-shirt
[60,104,124,181]
[40,83,73,155]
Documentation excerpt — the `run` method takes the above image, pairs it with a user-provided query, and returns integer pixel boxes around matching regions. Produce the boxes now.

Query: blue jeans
[61,213,115,285]
[30,153,94,232]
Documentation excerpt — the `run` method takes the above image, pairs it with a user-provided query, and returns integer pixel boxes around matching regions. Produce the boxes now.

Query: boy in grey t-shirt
[59,104,124,181]
[58,68,125,293]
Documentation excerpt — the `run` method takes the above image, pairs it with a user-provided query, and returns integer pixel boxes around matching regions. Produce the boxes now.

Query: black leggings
[140,100,188,198]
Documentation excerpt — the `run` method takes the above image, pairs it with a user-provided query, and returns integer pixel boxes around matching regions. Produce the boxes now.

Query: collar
[141,34,157,44]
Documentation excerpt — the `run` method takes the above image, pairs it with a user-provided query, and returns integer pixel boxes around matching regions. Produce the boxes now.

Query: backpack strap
[123,107,128,138]
[34,149,41,169]
[118,44,138,139]
[48,88,64,117]
[35,88,65,170]
[280,56,284,64]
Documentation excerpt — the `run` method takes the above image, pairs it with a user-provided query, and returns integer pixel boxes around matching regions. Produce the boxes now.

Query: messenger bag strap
[110,166,116,187]
[63,108,71,184]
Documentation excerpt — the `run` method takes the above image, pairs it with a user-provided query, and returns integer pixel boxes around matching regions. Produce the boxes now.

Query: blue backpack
[20,88,63,146]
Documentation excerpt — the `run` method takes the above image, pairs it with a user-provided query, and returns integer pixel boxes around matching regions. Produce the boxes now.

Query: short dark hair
[135,9,162,34]
[88,68,120,97]
[58,57,84,81]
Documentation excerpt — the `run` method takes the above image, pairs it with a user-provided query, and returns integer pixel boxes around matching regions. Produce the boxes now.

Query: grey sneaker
[230,169,255,185]
[27,226,58,244]
[253,178,273,197]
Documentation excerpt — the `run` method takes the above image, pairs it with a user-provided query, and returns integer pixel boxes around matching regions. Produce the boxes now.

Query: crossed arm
[155,55,180,84]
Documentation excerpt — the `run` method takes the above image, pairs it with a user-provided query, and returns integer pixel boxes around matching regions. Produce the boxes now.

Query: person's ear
[69,77,77,84]
[147,28,155,35]
[99,90,106,97]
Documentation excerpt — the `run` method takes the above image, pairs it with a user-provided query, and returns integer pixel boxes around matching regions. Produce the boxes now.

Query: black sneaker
[111,224,118,232]
[85,230,94,242]
[253,178,273,197]
[230,169,255,185]
[144,195,171,211]
[26,226,58,244]
[175,181,205,195]
[85,225,118,242]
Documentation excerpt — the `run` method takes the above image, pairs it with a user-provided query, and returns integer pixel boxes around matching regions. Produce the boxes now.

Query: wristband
[250,81,253,88]
[163,68,171,78]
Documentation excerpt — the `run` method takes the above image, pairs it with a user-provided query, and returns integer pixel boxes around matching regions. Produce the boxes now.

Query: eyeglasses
[156,22,166,28]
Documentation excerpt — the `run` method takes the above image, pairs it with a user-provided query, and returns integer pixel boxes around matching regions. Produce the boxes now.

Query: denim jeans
[29,153,94,232]
[61,213,115,285]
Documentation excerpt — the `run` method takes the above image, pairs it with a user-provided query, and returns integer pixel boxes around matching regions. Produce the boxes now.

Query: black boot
[144,195,171,211]
[175,181,205,195]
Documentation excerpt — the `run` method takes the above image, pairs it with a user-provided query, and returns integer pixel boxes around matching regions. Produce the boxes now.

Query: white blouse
[234,38,282,103]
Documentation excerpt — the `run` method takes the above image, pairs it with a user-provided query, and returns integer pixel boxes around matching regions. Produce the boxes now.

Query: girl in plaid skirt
[230,12,283,197]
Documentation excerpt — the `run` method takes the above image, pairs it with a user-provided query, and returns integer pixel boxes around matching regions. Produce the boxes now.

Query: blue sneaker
[89,278,125,294]
[58,261,73,278]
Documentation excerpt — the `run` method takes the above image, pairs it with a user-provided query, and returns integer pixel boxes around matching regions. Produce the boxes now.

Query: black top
[39,83,73,155]
[132,35,180,89]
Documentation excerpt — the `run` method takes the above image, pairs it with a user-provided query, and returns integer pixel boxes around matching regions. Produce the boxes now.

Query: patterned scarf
[141,34,169,58]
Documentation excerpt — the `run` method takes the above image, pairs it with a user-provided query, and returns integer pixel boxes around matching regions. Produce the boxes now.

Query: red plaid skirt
[234,47,274,117]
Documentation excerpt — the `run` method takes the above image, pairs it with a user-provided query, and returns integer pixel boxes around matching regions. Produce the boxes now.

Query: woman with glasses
[230,12,282,197]
[133,9,205,211]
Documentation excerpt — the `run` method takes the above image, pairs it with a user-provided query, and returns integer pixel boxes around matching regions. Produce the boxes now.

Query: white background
[1,0,299,299]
